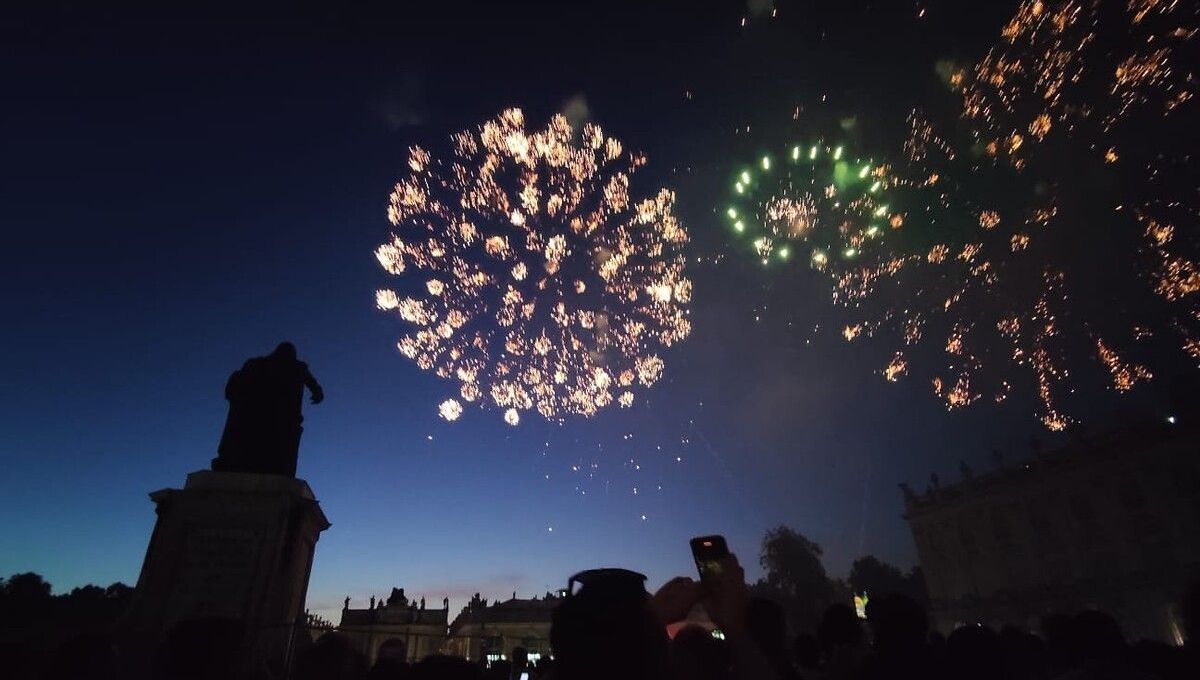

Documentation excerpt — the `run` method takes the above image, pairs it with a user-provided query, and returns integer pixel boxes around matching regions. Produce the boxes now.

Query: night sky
[2,0,1186,622]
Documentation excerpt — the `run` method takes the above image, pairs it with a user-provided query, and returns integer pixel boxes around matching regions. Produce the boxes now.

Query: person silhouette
[213,342,323,477]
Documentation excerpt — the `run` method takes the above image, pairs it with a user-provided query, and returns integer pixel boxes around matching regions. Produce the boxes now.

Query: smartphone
[690,535,730,583]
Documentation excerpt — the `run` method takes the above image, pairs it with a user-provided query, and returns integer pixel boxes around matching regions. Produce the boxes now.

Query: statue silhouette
[212,342,324,477]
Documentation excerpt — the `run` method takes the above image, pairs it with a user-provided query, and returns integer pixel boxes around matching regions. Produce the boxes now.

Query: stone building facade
[336,589,558,665]
[338,588,450,663]
[443,593,558,665]
[903,420,1200,643]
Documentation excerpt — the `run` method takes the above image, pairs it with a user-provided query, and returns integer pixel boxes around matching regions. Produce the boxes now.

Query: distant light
[733,220,745,232]
[778,247,790,259]
[833,146,844,160]
[874,205,889,217]
[791,146,800,160]
[740,170,751,184]
[844,248,857,258]
[869,181,882,193]
[812,250,828,264]
[1167,415,1177,424]
[727,207,737,219]
[761,156,771,170]
[859,165,871,178]
[854,593,869,619]
[809,145,818,160]
[735,182,744,194]
[866,226,879,236]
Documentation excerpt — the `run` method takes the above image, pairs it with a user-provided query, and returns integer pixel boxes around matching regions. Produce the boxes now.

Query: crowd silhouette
[284,563,1197,680]
[4,558,1199,680]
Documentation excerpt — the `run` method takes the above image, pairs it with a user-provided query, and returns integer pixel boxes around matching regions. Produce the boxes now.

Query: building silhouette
[443,592,558,665]
[337,588,559,666]
[903,419,1200,642]
[338,588,449,663]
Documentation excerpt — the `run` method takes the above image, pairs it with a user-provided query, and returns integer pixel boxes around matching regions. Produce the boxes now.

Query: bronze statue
[212,342,324,477]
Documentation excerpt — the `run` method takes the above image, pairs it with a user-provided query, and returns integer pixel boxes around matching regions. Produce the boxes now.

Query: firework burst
[821,0,1199,429]
[376,109,692,423]
[726,143,898,268]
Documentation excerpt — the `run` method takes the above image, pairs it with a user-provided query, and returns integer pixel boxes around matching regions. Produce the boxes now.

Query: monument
[123,342,330,678]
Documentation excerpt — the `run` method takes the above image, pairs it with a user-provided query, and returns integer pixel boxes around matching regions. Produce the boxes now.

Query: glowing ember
[438,399,464,422]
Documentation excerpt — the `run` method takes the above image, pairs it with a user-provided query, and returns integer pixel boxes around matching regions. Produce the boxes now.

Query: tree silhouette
[848,556,929,606]
[849,556,906,596]
[752,526,836,631]
[3,572,52,603]
[0,572,134,652]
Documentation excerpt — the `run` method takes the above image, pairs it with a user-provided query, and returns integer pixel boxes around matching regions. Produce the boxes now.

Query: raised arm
[303,366,324,405]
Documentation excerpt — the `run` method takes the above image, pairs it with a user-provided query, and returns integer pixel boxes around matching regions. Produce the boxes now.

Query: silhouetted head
[865,593,928,653]
[997,626,1045,675]
[410,655,483,680]
[551,568,668,680]
[1071,610,1125,660]
[819,602,864,651]
[294,631,368,680]
[670,625,731,680]
[1041,613,1073,655]
[946,625,1002,679]
[273,342,297,361]
[510,646,528,668]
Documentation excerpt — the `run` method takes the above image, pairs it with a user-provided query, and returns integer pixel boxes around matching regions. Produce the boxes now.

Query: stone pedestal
[123,470,330,678]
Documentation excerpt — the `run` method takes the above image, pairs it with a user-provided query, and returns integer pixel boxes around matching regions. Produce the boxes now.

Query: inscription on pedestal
[167,525,264,620]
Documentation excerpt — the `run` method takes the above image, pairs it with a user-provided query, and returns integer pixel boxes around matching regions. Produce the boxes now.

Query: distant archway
[377,637,407,663]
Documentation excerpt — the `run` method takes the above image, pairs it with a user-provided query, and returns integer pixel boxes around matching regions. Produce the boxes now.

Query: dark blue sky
[2,0,1177,621]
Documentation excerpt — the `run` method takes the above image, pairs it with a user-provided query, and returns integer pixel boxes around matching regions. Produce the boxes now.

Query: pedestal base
[122,470,330,678]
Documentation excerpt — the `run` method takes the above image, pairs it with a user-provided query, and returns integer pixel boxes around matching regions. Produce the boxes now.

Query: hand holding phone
[690,535,730,583]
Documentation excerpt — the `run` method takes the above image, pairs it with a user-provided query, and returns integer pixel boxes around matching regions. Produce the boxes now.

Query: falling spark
[884,353,907,382]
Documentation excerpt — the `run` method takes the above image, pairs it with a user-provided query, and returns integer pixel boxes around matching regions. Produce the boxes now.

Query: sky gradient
[2,0,1182,624]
